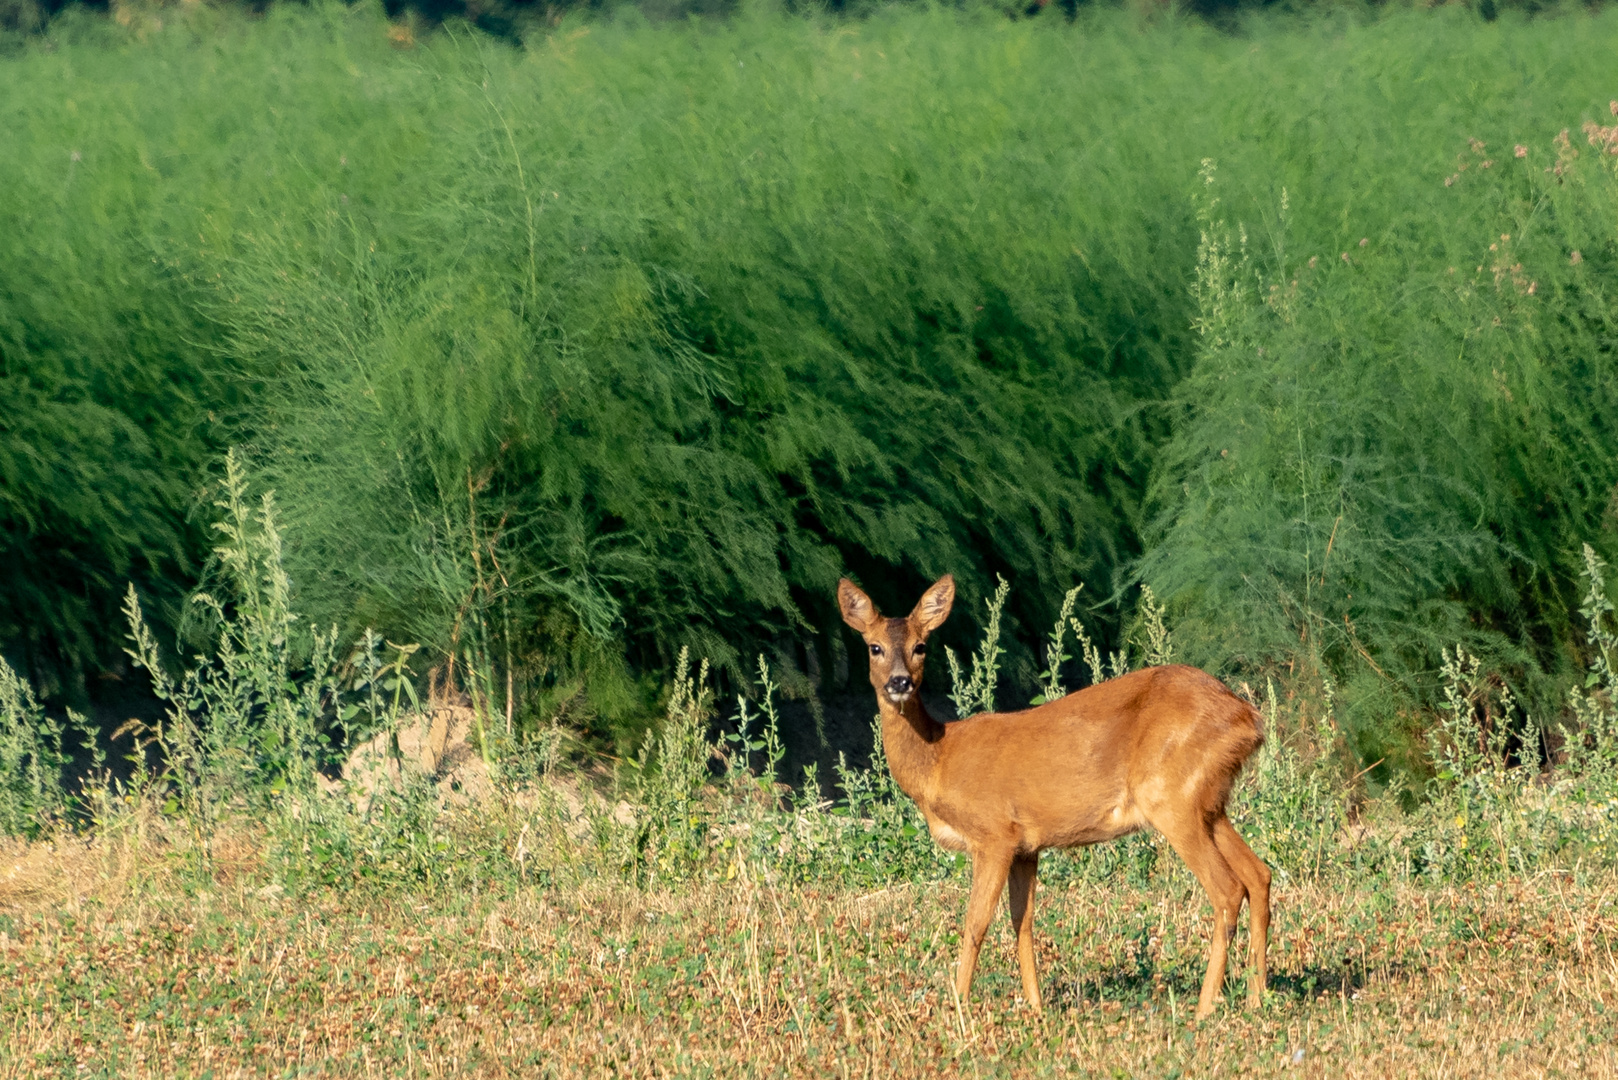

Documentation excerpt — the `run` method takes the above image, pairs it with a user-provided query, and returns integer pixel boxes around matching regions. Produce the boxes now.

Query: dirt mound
[332,706,496,808]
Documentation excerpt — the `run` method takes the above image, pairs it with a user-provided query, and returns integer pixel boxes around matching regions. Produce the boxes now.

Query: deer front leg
[955,847,1014,1005]
[1007,851,1042,1014]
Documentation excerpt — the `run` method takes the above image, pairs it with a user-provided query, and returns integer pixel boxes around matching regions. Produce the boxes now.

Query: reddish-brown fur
[838,574,1270,1018]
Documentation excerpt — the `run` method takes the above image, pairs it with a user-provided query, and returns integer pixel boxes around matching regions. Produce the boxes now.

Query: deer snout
[885,674,914,698]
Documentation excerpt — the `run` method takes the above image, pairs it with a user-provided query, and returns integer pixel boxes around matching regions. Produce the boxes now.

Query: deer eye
[868,643,883,656]
[912,643,926,656]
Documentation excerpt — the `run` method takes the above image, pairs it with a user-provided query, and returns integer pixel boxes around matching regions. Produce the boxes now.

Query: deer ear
[838,578,880,632]
[910,575,955,634]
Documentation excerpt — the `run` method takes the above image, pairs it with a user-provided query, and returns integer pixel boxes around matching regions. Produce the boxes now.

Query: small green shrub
[108,451,452,888]
[1564,543,1618,775]
[622,648,719,884]
[1227,681,1350,887]
[119,451,335,871]
[945,575,1011,719]
[0,654,70,836]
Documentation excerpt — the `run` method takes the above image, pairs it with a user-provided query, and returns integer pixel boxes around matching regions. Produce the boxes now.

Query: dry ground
[1,835,1616,1078]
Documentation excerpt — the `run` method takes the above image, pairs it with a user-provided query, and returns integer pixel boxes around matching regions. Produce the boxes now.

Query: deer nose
[885,675,913,696]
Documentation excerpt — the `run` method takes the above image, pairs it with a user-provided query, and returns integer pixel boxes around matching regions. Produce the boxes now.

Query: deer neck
[877,695,945,805]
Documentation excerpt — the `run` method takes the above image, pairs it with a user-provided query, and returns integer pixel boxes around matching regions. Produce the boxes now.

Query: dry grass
[3,831,1617,1079]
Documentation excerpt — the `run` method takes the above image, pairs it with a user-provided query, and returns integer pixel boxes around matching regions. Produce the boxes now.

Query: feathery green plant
[5,5,1618,789]
[1142,133,1618,770]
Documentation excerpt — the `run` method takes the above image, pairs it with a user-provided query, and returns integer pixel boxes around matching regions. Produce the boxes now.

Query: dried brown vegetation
[2,828,1616,1079]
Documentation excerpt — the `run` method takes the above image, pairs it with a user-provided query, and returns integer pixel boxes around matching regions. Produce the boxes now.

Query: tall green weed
[0,656,71,836]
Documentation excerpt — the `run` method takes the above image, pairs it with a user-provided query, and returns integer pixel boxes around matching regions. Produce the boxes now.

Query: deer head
[837,575,955,706]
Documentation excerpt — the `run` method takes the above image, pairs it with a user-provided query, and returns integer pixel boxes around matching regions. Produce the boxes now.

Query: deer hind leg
[1158,821,1246,1020]
[955,847,1014,1005]
[1007,852,1042,1014]
[1213,815,1270,1007]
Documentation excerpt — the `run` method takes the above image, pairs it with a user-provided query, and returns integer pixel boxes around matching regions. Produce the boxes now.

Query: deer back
[911,666,1262,855]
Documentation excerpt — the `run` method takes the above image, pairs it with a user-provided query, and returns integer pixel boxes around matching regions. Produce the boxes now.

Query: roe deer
[837,574,1269,1019]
